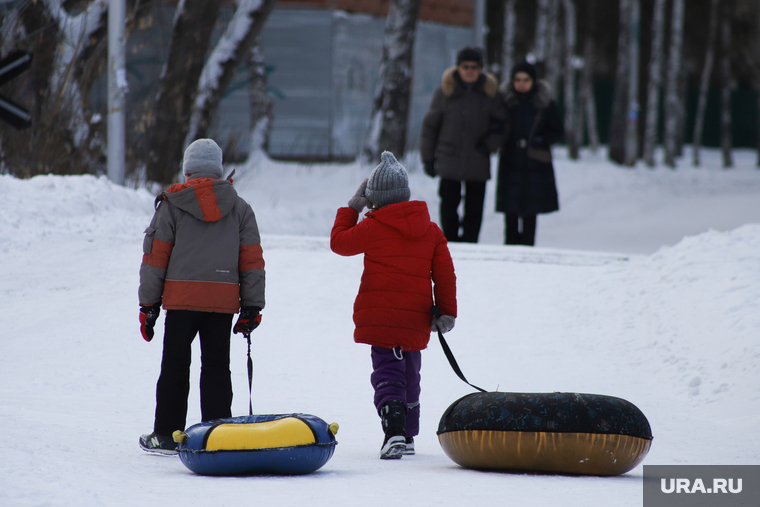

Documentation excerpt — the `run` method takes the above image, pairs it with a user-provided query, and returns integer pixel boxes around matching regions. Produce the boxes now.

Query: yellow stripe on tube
[206,418,316,451]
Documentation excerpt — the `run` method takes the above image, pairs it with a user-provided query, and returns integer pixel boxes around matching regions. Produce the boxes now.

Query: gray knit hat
[365,151,411,208]
[182,138,224,179]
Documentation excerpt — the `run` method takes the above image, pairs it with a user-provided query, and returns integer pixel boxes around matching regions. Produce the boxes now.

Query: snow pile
[0,174,155,251]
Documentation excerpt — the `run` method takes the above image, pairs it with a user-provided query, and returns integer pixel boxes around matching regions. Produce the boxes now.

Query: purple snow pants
[370,346,422,437]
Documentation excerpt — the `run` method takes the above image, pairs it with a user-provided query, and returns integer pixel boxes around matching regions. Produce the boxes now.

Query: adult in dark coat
[420,46,504,243]
[496,61,564,246]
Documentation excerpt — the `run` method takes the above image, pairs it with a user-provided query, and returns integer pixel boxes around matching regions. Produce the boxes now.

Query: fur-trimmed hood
[500,79,553,110]
[441,67,499,98]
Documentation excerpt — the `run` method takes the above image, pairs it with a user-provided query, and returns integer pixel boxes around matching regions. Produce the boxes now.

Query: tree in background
[692,0,720,167]
[663,0,685,168]
[144,0,222,185]
[609,0,631,165]
[579,0,600,154]
[720,0,734,168]
[562,0,579,160]
[643,0,666,167]
[363,0,421,162]
[502,0,517,83]
[185,0,276,149]
[0,1,107,177]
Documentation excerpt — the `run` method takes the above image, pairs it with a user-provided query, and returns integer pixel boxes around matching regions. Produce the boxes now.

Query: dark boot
[379,400,406,459]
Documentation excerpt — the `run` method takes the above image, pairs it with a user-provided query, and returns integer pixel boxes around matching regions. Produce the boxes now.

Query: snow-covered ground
[0,148,758,506]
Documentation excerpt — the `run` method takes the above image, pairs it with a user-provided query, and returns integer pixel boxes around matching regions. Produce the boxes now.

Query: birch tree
[545,0,563,95]
[623,0,640,167]
[535,0,550,63]
[247,42,271,153]
[664,0,685,168]
[184,0,277,148]
[609,0,631,164]
[580,0,599,153]
[562,0,579,159]
[502,0,517,82]
[145,0,223,185]
[363,0,421,161]
[720,1,734,168]
[692,0,720,167]
[643,0,666,167]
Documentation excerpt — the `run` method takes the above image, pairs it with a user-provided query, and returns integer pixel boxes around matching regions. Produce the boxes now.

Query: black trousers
[439,179,486,243]
[505,213,537,246]
[154,310,234,436]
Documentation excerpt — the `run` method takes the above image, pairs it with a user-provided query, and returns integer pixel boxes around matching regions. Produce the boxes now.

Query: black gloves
[423,160,436,178]
[234,306,262,337]
[139,302,161,342]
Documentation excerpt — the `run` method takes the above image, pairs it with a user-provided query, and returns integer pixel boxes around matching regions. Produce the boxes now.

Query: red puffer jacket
[330,201,457,351]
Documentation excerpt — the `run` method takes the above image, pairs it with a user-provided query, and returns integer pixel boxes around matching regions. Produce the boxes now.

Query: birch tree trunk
[623,0,640,167]
[664,0,684,168]
[692,0,719,167]
[362,0,421,161]
[643,0,666,167]
[247,42,271,154]
[609,0,630,164]
[580,0,599,153]
[720,1,734,168]
[185,0,276,145]
[502,0,517,81]
[562,0,578,159]
[145,0,223,185]
[535,0,550,63]
[545,0,563,95]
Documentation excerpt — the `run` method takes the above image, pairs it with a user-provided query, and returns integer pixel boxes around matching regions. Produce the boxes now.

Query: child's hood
[162,178,237,222]
[368,201,432,239]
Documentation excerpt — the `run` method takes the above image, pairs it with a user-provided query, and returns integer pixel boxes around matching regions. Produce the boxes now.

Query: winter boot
[379,400,406,460]
[402,437,415,456]
[139,432,178,455]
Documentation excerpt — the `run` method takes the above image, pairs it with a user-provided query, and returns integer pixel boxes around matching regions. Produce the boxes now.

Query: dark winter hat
[510,60,537,81]
[456,46,484,67]
[182,138,224,180]
[365,151,411,208]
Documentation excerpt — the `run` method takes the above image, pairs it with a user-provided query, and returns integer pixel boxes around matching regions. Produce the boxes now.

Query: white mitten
[432,315,455,334]
[348,179,370,212]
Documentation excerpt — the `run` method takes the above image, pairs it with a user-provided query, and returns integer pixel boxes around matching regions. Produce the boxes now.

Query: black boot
[379,400,406,459]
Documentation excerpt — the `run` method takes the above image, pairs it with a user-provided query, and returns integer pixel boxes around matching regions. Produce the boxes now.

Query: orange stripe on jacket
[239,244,265,271]
[142,238,173,269]
[193,184,223,222]
[163,280,240,313]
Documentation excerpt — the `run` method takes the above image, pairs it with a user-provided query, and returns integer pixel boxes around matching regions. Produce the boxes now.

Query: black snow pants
[439,178,487,243]
[154,309,234,436]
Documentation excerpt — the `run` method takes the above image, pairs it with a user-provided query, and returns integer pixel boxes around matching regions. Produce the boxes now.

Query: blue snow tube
[173,414,338,476]
[437,392,652,476]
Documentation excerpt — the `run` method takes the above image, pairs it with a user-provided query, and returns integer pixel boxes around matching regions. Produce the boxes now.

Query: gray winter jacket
[139,178,265,314]
[420,67,504,182]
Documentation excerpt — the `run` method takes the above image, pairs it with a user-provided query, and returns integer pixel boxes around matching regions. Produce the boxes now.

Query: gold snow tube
[438,430,652,476]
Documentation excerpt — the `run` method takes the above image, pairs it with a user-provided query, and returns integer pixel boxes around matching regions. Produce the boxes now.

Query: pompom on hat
[182,138,224,180]
[365,151,411,208]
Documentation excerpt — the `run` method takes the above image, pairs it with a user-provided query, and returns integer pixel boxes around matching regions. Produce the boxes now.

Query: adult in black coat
[496,61,564,246]
[420,46,504,243]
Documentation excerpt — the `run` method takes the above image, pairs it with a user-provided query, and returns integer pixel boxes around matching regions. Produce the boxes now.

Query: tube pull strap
[431,306,486,393]
[246,334,254,416]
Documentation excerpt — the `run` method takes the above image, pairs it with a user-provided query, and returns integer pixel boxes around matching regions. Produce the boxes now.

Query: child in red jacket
[331,151,457,459]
